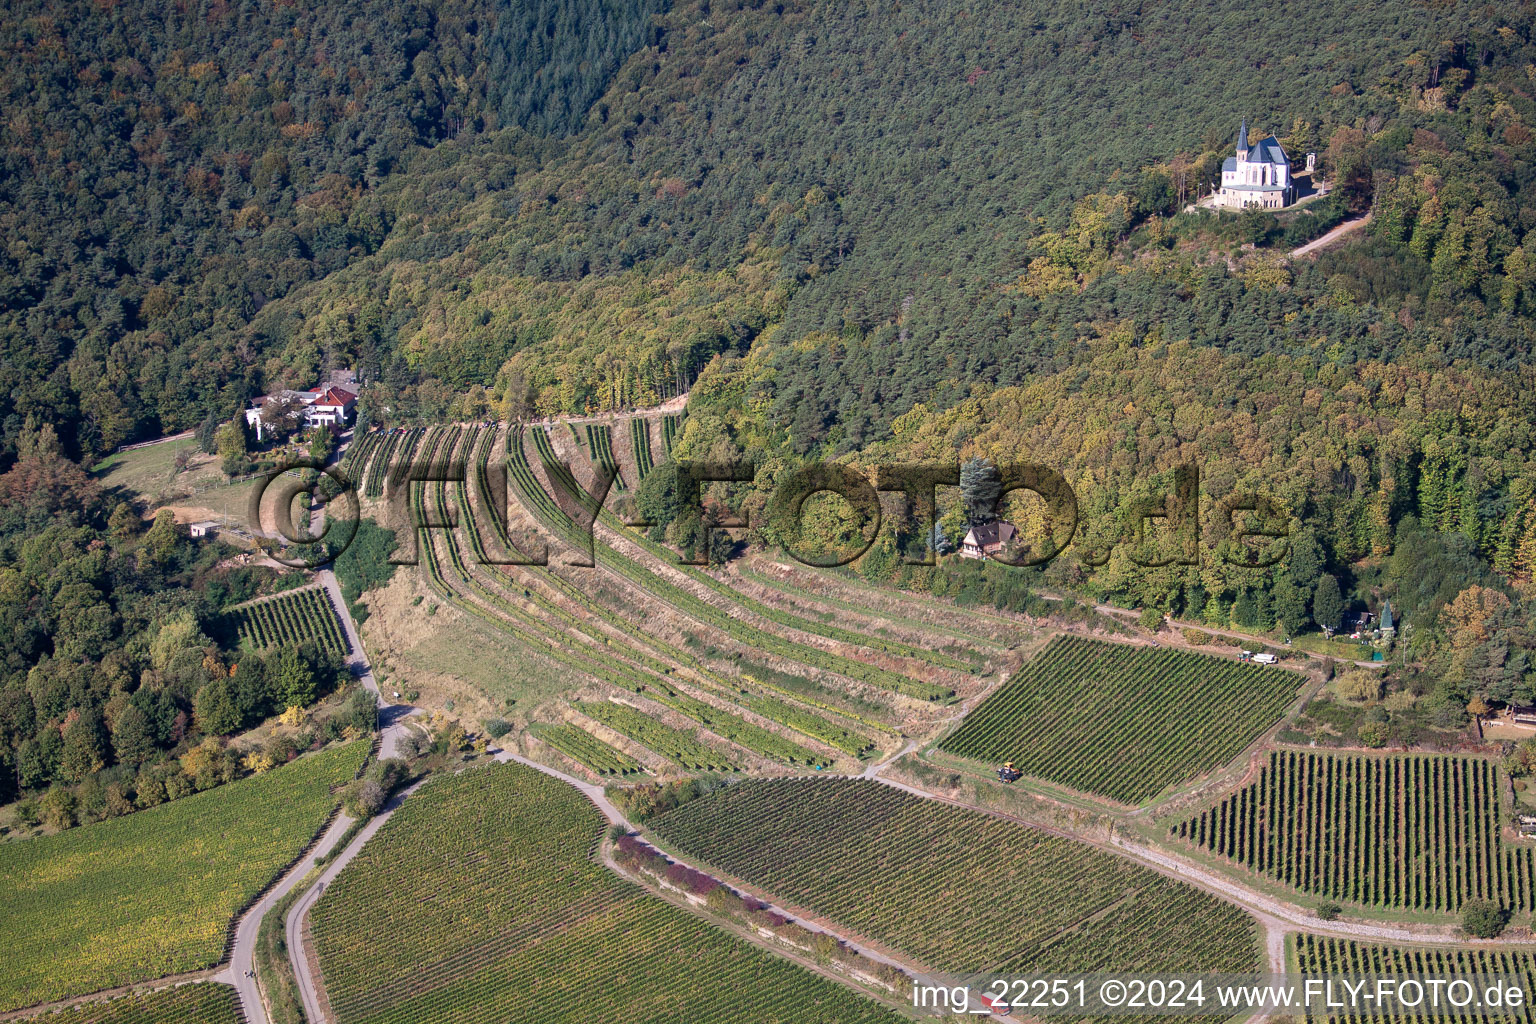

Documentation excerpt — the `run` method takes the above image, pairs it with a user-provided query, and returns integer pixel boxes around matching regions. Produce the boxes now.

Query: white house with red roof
[245,382,357,441]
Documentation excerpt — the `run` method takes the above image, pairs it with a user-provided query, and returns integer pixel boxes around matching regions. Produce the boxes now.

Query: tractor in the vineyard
[997,761,1021,783]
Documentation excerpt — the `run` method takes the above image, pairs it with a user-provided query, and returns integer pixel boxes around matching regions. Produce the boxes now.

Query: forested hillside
[4,0,1523,455]
[7,0,1536,778]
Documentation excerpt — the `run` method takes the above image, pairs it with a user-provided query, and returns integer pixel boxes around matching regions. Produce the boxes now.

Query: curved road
[222,558,415,1024]
[217,811,357,1024]
[285,780,426,1024]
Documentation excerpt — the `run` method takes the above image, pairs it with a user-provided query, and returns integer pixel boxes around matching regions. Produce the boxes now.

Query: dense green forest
[7,0,1536,776]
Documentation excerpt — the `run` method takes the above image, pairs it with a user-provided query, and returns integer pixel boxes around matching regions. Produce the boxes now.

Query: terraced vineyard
[339,429,381,484]
[629,417,655,480]
[531,723,646,776]
[350,423,1010,774]
[0,739,367,1011]
[573,700,739,771]
[1175,751,1536,911]
[451,456,887,758]
[311,761,898,1024]
[661,414,681,452]
[649,778,1261,977]
[938,635,1303,804]
[1293,935,1536,1023]
[509,426,956,699]
[229,586,349,656]
[584,423,625,491]
[65,984,244,1024]
[424,471,837,769]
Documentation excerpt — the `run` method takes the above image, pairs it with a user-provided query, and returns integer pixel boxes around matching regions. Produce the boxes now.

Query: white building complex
[1215,120,1314,210]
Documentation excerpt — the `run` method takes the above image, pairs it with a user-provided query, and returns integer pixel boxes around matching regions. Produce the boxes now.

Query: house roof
[1249,135,1290,166]
[966,521,1016,548]
[1226,134,1290,170]
[317,386,357,406]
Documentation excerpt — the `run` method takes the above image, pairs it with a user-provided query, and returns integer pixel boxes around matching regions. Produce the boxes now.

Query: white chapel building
[1216,120,1312,210]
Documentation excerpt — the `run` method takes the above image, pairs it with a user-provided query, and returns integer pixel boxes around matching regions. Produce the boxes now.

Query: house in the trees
[1215,120,1314,210]
[960,521,1016,560]
[1509,705,1536,726]
[245,383,357,441]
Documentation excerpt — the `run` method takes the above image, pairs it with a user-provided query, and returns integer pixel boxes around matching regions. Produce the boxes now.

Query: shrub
[1335,669,1383,703]
[1317,902,1342,921]
[483,717,512,739]
[1358,720,1390,747]
[1461,900,1507,939]
[1138,608,1164,632]
[1182,628,1211,645]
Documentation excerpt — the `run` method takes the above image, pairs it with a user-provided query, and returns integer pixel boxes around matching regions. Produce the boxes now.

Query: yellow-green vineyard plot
[572,700,739,771]
[1176,751,1536,912]
[530,723,646,776]
[648,778,1262,979]
[63,983,244,1024]
[0,739,367,1011]
[310,762,899,1024]
[937,635,1304,804]
[229,587,349,656]
[1293,935,1536,1024]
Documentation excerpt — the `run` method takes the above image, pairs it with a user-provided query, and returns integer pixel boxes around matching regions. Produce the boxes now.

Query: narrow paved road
[222,551,414,1024]
[217,812,357,1024]
[285,780,426,1024]
[316,569,415,760]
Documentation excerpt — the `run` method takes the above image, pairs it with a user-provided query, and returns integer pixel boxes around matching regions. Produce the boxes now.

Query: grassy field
[0,740,367,1011]
[1176,750,1536,912]
[649,778,1262,978]
[91,436,202,494]
[64,984,243,1024]
[311,762,898,1024]
[936,635,1304,804]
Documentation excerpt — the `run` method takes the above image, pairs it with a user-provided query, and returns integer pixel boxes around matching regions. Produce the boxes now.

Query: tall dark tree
[1313,574,1344,633]
[960,457,1002,525]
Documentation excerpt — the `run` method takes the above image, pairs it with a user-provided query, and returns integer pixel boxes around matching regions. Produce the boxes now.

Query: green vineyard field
[531,723,646,776]
[572,700,739,771]
[649,778,1261,977]
[584,423,625,491]
[229,587,349,656]
[937,635,1302,803]
[630,418,655,480]
[1176,751,1536,911]
[1293,934,1536,1023]
[311,761,898,1024]
[64,983,243,1024]
[0,739,367,1011]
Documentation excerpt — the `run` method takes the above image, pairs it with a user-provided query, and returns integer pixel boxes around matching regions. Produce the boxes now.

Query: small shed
[188,520,221,539]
